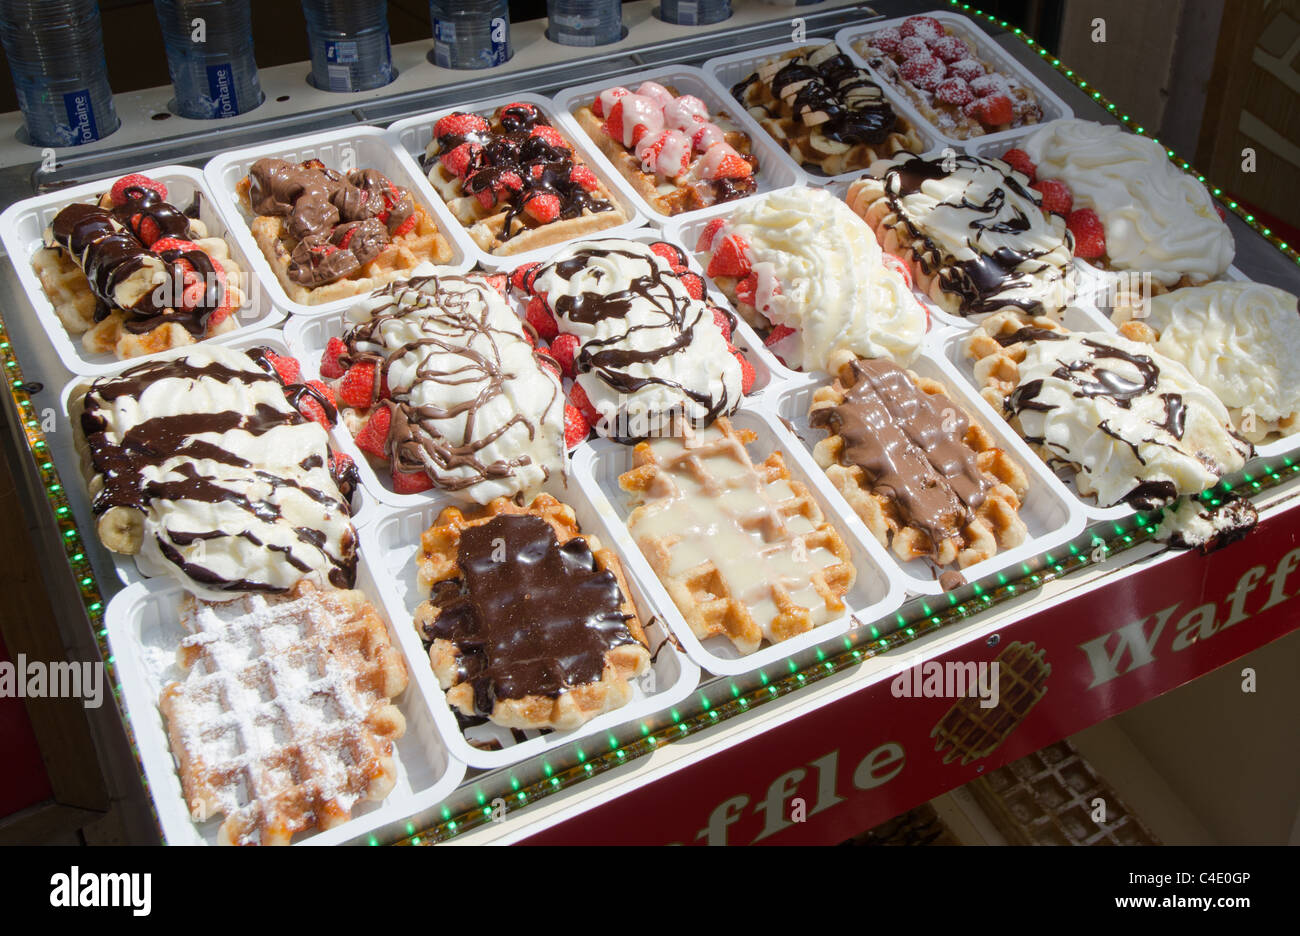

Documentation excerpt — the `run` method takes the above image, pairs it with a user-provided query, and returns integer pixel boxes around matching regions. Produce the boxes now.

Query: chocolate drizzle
[420,514,638,714]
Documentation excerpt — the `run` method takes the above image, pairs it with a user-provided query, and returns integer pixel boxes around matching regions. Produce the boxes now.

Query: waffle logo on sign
[49,867,150,916]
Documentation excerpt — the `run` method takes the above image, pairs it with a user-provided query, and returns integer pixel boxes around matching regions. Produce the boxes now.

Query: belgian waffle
[970,739,1162,845]
[963,309,1070,412]
[619,418,856,655]
[730,44,925,176]
[930,639,1049,766]
[414,493,651,732]
[809,349,1028,571]
[159,580,408,846]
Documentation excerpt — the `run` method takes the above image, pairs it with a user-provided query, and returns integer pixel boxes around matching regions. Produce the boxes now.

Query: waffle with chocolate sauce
[160,580,408,846]
[35,176,247,360]
[422,102,628,255]
[237,158,452,305]
[846,152,1075,319]
[809,350,1028,573]
[730,44,924,176]
[619,418,856,655]
[414,494,651,732]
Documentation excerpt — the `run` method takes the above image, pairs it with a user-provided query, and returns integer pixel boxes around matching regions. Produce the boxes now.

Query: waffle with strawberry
[857,15,1043,140]
[237,158,452,305]
[572,80,758,215]
[34,173,247,360]
[321,266,569,503]
[421,103,629,256]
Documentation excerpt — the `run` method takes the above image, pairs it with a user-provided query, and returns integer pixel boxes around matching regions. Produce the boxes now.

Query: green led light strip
[949,1,1296,261]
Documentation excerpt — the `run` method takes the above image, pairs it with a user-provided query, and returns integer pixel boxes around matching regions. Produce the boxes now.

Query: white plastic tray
[0,164,283,378]
[769,351,1086,595]
[549,64,802,225]
[572,405,906,676]
[203,126,473,319]
[104,558,467,846]
[836,10,1074,153]
[384,92,647,271]
[702,38,943,186]
[283,228,790,508]
[359,484,701,771]
[60,327,373,589]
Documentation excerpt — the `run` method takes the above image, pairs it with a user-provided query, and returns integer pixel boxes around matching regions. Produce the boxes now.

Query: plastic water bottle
[302,0,393,92]
[154,0,263,119]
[0,0,119,147]
[659,0,731,26]
[547,0,624,47]
[429,0,511,70]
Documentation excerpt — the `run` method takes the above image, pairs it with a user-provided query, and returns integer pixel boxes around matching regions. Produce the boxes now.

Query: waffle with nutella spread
[965,310,1252,509]
[421,102,628,255]
[572,80,758,215]
[160,580,408,846]
[847,152,1075,319]
[73,344,359,600]
[237,157,452,305]
[855,15,1043,140]
[729,44,924,176]
[619,419,856,655]
[325,268,566,502]
[34,173,247,360]
[414,494,651,732]
[810,350,1028,571]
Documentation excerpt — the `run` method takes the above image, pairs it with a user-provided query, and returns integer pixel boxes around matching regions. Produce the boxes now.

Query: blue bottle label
[62,89,99,144]
[206,62,240,118]
[325,39,359,64]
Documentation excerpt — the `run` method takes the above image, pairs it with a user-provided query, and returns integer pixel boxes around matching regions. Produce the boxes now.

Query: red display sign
[519,512,1300,845]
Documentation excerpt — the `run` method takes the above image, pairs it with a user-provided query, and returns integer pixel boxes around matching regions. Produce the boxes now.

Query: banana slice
[97,506,145,555]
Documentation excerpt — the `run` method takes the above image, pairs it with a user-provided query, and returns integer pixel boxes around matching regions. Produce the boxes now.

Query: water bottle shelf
[0,0,877,202]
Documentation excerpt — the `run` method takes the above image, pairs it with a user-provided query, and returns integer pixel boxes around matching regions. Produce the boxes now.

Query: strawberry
[706,234,750,279]
[707,149,753,180]
[354,406,391,460]
[297,382,334,428]
[650,241,688,273]
[900,15,944,40]
[569,164,599,192]
[1032,179,1073,216]
[900,55,946,92]
[870,27,902,56]
[974,94,1014,127]
[949,58,985,82]
[530,125,569,150]
[321,337,349,379]
[110,174,167,207]
[592,86,629,118]
[261,350,301,385]
[569,381,600,426]
[524,192,561,224]
[930,35,969,63]
[679,271,705,300]
[535,348,562,379]
[696,218,726,252]
[475,186,499,211]
[392,466,433,494]
[525,295,558,341]
[511,261,542,295]
[329,450,354,477]
[934,78,972,107]
[338,362,378,408]
[129,214,162,246]
[603,99,657,148]
[483,273,508,296]
[549,333,580,377]
[205,292,236,331]
[734,272,759,308]
[150,237,198,255]
[1001,148,1037,181]
[563,404,591,449]
[765,324,796,347]
[440,141,481,178]
[712,307,732,341]
[1066,208,1106,259]
[881,253,912,288]
[181,279,207,310]
[733,349,755,394]
[433,112,489,140]
[392,214,417,238]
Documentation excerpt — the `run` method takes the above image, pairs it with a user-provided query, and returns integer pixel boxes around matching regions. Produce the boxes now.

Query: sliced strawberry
[150,236,198,255]
[524,192,561,224]
[707,149,754,180]
[696,218,726,253]
[564,404,591,449]
[569,381,600,426]
[1032,179,1073,216]
[483,272,508,296]
[392,465,433,494]
[1066,208,1106,259]
[881,253,913,288]
[525,295,559,341]
[679,271,705,300]
[592,86,629,118]
[329,450,354,476]
[355,405,392,460]
[475,187,499,211]
[765,324,796,347]
[110,174,167,207]
[535,348,562,379]
[569,164,599,192]
[650,241,688,273]
[733,349,755,394]
[511,261,542,295]
[260,350,301,385]
[434,112,489,140]
[338,362,378,409]
[549,333,580,377]
[321,337,349,380]
[706,234,750,278]
[130,214,162,247]
[1001,148,1037,181]
[391,213,417,238]
[530,125,570,150]
[974,94,1014,127]
[734,272,758,308]
[298,380,335,428]
[712,307,732,341]
[440,141,481,178]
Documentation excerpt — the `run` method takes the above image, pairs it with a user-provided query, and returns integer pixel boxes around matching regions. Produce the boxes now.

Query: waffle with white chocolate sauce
[237,157,452,305]
[415,494,650,732]
[34,174,247,359]
[846,151,1075,319]
[160,580,408,846]
[619,418,856,655]
[809,349,1028,573]
[422,102,628,255]
[730,44,925,176]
